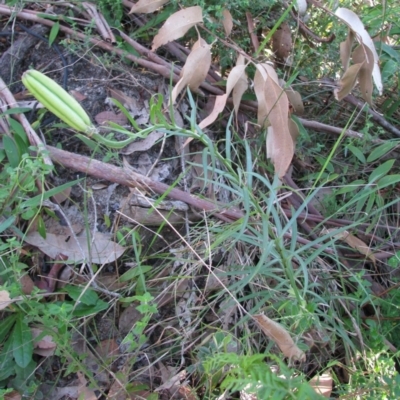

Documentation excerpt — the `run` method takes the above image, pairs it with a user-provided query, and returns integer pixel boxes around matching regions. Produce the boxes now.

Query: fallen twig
[46,145,245,223]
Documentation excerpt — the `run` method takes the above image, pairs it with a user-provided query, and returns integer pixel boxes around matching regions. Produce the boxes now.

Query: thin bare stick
[46,145,245,223]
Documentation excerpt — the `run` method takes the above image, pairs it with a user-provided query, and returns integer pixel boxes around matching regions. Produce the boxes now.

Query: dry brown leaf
[198,94,228,129]
[309,371,333,398]
[94,110,128,126]
[31,327,57,357]
[254,313,305,361]
[335,8,382,94]
[222,9,233,36]
[4,391,22,400]
[0,289,12,310]
[285,88,304,116]
[233,55,249,116]
[129,0,168,14]
[352,45,374,105]
[152,6,203,51]
[198,60,248,128]
[253,64,269,127]
[119,304,143,337]
[254,64,294,178]
[170,38,211,104]
[52,185,71,204]
[24,231,126,264]
[70,89,87,102]
[272,21,292,61]
[334,62,364,101]
[77,372,98,400]
[96,273,126,291]
[120,130,164,155]
[20,274,35,295]
[340,30,355,71]
[323,228,376,264]
[288,118,300,143]
[95,338,120,360]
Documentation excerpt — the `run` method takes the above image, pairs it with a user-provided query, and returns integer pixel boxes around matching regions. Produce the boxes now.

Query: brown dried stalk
[46,146,244,223]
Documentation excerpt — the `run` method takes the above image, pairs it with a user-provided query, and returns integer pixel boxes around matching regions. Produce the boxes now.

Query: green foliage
[97,0,124,27]
[196,333,322,399]
[120,292,157,352]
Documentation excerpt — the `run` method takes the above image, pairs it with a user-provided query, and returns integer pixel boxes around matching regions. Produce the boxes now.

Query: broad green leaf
[9,118,29,147]
[347,145,366,164]
[49,21,60,46]
[72,299,109,317]
[377,174,400,189]
[0,335,15,381]
[0,215,16,234]
[13,315,33,368]
[368,159,395,183]
[0,314,17,342]
[3,136,20,167]
[367,142,397,163]
[13,133,29,158]
[64,285,99,306]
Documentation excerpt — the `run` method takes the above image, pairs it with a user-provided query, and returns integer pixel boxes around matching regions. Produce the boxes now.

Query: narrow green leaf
[13,315,33,368]
[335,179,365,195]
[120,265,152,282]
[1,107,31,115]
[365,191,376,215]
[22,179,81,208]
[37,214,47,239]
[0,215,16,234]
[76,133,101,151]
[49,21,60,46]
[369,159,395,183]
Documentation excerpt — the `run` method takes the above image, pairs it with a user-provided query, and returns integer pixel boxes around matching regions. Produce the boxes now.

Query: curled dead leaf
[222,9,233,37]
[272,22,292,61]
[129,0,168,14]
[352,45,374,105]
[334,62,364,101]
[254,313,305,361]
[309,371,333,398]
[170,38,211,104]
[254,64,294,178]
[335,8,382,95]
[285,88,304,116]
[340,30,355,71]
[152,6,203,51]
[322,228,376,265]
[0,289,12,310]
[31,327,57,357]
[233,55,249,116]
